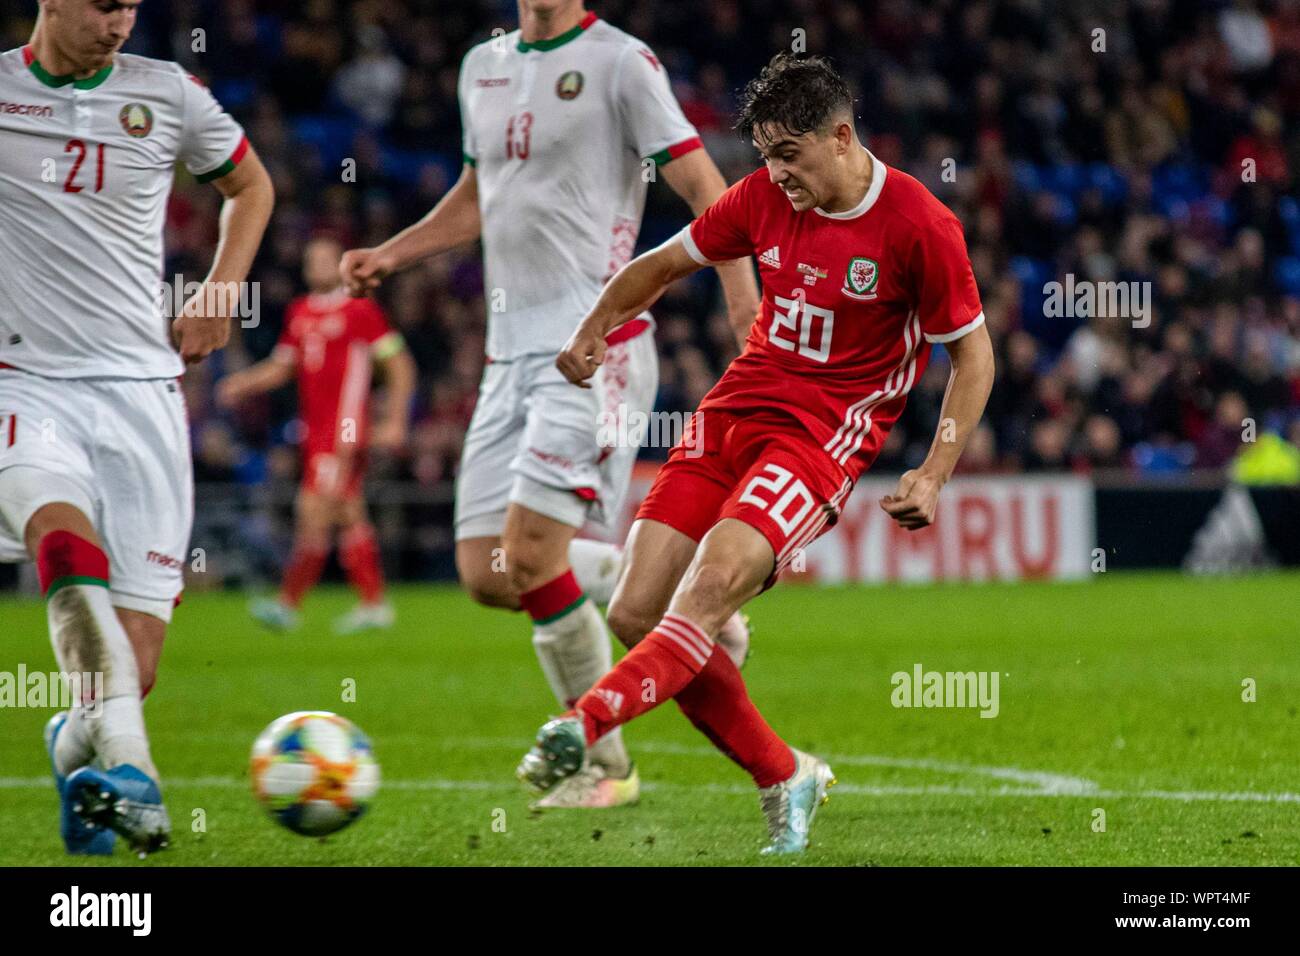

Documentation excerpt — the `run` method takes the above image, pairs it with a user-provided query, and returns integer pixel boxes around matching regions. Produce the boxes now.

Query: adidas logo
[594,688,624,716]
[759,245,781,268]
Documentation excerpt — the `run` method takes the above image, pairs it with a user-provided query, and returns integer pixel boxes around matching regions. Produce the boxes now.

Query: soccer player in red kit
[517,54,996,853]
[218,237,416,634]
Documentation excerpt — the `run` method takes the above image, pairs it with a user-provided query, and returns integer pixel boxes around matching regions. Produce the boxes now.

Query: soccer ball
[250,711,380,836]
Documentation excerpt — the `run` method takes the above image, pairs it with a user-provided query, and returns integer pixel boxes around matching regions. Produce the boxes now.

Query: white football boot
[333,602,395,635]
[533,762,641,809]
[250,597,300,632]
[758,748,836,855]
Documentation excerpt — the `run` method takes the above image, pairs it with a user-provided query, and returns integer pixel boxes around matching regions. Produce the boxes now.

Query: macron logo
[1,100,54,118]
[50,886,152,937]
[759,246,781,268]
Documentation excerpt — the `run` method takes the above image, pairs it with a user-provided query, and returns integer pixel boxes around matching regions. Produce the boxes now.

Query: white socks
[531,596,630,777]
[52,707,93,778]
[47,582,157,780]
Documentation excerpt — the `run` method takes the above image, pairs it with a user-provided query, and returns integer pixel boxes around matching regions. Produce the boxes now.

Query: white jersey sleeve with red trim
[614,42,700,165]
[179,72,248,183]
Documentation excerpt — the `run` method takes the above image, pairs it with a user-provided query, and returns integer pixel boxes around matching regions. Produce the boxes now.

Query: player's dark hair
[735,53,854,145]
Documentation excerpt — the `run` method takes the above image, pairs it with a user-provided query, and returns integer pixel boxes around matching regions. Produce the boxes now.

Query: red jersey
[273,290,400,454]
[679,152,984,481]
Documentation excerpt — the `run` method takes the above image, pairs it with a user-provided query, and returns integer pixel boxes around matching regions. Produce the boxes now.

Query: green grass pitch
[0,572,1296,866]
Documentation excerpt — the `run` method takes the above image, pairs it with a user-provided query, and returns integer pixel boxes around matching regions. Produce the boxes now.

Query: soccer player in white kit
[0,0,274,854]
[341,0,759,807]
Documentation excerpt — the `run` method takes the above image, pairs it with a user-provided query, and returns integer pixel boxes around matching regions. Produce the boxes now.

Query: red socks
[675,647,796,788]
[281,524,387,609]
[339,523,385,605]
[575,610,795,789]
[575,612,715,742]
[519,569,585,623]
[280,544,328,609]
[37,531,109,595]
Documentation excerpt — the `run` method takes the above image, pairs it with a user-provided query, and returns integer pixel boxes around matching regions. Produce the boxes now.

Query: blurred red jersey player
[218,237,416,634]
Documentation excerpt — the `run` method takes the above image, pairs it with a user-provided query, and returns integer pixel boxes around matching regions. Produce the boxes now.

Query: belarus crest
[843,257,879,300]
[119,103,153,138]
[556,71,584,100]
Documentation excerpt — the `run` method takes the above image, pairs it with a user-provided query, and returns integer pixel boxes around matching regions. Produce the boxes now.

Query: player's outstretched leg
[22,500,171,855]
[519,517,835,853]
[604,518,753,668]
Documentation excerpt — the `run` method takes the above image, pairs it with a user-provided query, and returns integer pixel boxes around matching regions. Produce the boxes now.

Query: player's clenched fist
[880,468,944,530]
[172,282,235,364]
[556,323,607,389]
[339,247,396,297]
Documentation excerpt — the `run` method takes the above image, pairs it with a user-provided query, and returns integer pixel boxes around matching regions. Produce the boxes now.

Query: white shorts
[454,329,658,540]
[0,370,193,622]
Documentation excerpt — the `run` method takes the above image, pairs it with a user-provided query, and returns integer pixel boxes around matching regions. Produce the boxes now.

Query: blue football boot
[65,763,171,857]
[44,711,115,856]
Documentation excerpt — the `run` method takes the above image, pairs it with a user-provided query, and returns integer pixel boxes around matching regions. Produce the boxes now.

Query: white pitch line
[4,733,1291,803]
[3,776,1298,803]
[449,736,1102,795]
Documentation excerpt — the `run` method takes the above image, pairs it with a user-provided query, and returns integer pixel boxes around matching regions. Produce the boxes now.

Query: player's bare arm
[556,237,700,388]
[660,150,761,346]
[370,347,418,453]
[880,322,995,530]
[340,164,481,296]
[215,352,295,409]
[174,147,275,364]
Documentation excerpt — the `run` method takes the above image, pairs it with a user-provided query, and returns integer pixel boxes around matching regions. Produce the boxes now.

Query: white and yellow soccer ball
[250,711,380,836]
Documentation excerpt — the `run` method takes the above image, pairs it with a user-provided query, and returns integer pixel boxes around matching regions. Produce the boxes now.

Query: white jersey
[0,46,248,379]
[458,13,700,360]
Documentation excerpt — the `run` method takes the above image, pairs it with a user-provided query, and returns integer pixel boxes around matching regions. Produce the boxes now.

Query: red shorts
[636,411,853,586]
[302,448,367,499]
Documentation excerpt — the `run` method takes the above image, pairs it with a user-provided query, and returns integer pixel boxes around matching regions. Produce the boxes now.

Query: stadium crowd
[3,0,1297,494]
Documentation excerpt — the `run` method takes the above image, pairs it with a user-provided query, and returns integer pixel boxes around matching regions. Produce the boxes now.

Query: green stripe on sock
[45,575,109,599]
[534,593,587,626]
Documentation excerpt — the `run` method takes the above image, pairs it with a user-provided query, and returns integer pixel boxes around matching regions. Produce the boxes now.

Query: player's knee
[500,531,566,596]
[503,544,547,595]
[463,580,517,609]
[606,599,657,649]
[455,558,516,609]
